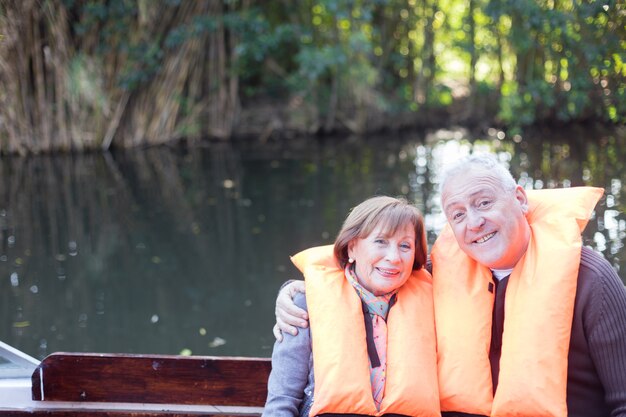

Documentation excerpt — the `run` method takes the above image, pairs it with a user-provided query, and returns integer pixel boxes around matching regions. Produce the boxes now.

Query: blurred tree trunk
[324,14,340,133]
[415,0,437,105]
[496,29,504,91]
[110,1,241,147]
[467,0,478,120]
[468,0,477,93]
[0,0,241,154]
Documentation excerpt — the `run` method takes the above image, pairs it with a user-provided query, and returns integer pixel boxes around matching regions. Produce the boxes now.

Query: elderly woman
[263,196,440,417]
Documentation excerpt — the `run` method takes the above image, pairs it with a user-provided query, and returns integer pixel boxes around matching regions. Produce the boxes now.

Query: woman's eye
[400,243,412,250]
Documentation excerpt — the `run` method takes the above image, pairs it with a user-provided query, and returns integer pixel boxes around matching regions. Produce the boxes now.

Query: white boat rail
[0,340,39,379]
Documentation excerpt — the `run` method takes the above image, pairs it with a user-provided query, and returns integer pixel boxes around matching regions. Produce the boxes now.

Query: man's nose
[467,210,485,230]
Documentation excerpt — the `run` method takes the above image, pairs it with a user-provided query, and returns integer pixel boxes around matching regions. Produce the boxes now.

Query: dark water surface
[1,127,625,359]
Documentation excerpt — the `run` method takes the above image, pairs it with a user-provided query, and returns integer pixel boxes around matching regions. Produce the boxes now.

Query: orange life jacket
[291,245,440,417]
[431,187,604,417]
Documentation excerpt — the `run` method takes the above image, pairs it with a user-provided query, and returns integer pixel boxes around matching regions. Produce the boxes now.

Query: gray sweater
[263,293,314,417]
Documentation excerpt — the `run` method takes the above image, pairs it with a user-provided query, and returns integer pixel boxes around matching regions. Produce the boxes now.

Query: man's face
[441,168,530,269]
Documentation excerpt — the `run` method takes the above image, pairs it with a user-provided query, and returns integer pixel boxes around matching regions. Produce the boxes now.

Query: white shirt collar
[491,268,513,281]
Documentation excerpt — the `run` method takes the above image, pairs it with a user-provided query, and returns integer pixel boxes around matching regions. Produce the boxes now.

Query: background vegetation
[0,0,624,154]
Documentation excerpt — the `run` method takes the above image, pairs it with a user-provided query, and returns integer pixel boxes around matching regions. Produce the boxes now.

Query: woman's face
[348,223,416,296]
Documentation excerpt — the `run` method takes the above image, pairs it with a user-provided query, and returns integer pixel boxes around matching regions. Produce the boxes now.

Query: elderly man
[274,153,626,417]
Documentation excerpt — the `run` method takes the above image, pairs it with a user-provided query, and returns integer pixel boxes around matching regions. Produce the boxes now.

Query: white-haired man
[274,153,626,416]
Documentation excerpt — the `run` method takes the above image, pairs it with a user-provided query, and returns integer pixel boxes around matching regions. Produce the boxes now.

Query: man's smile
[473,232,496,244]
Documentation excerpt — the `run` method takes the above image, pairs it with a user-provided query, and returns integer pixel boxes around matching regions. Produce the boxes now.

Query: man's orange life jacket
[431,187,604,417]
[292,245,440,417]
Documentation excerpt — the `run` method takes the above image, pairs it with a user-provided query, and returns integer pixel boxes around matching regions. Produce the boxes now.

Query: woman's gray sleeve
[263,293,311,417]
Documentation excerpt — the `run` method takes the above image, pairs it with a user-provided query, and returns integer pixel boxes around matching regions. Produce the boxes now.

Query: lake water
[1,126,625,359]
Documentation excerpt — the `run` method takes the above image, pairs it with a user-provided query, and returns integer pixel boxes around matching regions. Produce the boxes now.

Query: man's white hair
[439,153,517,194]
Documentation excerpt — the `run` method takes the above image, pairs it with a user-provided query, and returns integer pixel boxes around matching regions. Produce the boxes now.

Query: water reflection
[1,127,624,359]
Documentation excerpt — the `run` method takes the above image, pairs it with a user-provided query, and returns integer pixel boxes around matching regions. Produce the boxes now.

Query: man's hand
[273,280,308,342]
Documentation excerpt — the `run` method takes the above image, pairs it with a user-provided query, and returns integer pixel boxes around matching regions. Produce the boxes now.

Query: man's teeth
[475,232,496,244]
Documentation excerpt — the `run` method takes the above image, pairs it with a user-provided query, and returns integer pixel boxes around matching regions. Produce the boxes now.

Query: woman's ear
[347,241,355,260]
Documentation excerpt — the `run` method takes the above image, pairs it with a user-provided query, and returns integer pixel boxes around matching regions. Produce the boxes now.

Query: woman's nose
[385,246,401,262]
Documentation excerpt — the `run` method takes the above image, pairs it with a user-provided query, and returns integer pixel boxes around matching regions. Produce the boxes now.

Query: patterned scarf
[345,263,396,410]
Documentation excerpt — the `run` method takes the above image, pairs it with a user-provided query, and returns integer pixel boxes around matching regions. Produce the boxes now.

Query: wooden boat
[0,341,271,416]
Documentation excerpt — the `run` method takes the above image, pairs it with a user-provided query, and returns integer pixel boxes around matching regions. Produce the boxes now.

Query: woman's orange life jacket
[291,245,440,417]
[431,187,604,417]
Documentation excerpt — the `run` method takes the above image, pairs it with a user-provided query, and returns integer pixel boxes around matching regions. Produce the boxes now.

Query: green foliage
[64,0,161,91]
[51,0,626,127]
[486,0,625,126]
[164,15,220,49]
[118,41,164,91]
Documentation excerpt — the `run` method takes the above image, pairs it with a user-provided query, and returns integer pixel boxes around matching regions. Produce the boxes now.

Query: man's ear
[515,185,529,213]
